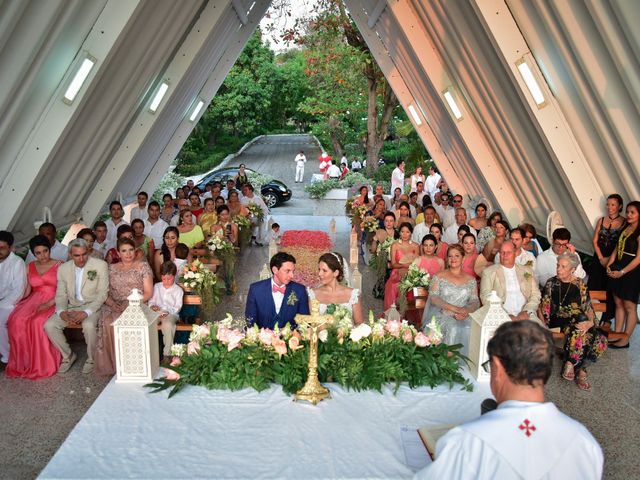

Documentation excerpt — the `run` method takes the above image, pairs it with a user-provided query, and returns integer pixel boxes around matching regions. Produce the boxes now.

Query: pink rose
[273,339,287,356]
[259,329,274,346]
[288,336,302,351]
[292,330,302,340]
[385,320,401,337]
[164,368,181,381]
[414,332,430,347]
[170,357,181,367]
[216,326,230,343]
[187,341,201,355]
[402,330,413,343]
[197,324,210,338]
[227,331,245,351]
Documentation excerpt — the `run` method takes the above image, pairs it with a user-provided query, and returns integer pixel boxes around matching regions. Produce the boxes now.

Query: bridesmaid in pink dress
[384,223,419,310]
[412,234,445,277]
[461,233,480,285]
[430,223,449,263]
[6,235,61,379]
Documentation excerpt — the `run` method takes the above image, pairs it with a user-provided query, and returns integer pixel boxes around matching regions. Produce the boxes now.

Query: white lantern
[113,289,160,383]
[468,291,511,381]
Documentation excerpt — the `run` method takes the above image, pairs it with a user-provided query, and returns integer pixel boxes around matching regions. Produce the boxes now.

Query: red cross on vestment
[519,419,536,437]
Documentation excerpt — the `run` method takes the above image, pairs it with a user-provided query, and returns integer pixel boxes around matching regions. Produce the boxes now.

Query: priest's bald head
[487,321,554,404]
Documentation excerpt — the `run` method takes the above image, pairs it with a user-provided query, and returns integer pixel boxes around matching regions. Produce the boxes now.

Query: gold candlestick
[294,300,334,405]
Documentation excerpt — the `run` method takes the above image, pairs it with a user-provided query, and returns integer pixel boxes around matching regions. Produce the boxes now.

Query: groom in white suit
[45,238,108,374]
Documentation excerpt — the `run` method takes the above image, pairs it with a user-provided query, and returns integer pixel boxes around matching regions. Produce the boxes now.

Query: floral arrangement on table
[146,312,471,398]
[246,202,265,222]
[398,263,431,313]
[279,230,334,287]
[179,259,223,316]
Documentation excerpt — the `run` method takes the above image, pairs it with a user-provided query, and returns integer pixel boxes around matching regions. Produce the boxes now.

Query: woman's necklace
[557,280,573,307]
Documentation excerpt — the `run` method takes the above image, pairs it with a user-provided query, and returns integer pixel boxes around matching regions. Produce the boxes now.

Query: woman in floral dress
[539,252,607,391]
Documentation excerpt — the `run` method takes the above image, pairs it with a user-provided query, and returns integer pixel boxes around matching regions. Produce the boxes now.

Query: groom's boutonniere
[87,270,97,281]
[286,291,298,306]
[523,271,532,280]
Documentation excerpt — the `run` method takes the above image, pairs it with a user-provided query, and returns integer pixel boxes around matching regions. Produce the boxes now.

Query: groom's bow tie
[272,284,286,294]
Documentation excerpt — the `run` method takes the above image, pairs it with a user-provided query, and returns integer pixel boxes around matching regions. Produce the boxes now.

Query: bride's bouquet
[246,203,264,222]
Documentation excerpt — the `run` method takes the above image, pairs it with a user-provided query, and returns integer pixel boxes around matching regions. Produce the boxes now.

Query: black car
[196,167,292,208]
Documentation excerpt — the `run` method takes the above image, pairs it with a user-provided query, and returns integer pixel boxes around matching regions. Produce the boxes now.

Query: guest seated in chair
[480,241,540,323]
[94,237,153,376]
[44,238,108,374]
[421,244,479,355]
[415,321,603,479]
[539,252,607,392]
[149,261,183,359]
[25,222,68,263]
[105,224,145,264]
[76,228,104,259]
[6,235,62,379]
[245,252,309,330]
[0,231,28,366]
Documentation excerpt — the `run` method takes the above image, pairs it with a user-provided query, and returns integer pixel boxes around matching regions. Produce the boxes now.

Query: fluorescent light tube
[408,104,423,125]
[64,57,95,103]
[189,100,205,122]
[517,60,546,106]
[149,82,169,112]
[443,90,463,120]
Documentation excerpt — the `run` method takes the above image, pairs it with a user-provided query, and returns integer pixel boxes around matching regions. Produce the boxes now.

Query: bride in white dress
[308,252,364,325]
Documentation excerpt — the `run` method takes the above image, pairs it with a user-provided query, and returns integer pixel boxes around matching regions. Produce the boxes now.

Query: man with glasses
[434,193,455,229]
[416,321,603,479]
[535,228,585,287]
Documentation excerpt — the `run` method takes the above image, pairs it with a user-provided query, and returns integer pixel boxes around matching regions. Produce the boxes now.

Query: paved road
[232,134,321,215]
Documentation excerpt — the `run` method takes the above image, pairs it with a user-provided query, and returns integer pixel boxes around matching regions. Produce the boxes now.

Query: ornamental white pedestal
[468,291,511,382]
[114,289,159,383]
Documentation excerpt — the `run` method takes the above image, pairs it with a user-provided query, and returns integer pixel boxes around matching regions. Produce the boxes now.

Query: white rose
[318,329,328,343]
[349,323,371,342]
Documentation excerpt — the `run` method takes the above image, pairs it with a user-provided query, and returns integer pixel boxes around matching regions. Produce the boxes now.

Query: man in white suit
[45,238,109,374]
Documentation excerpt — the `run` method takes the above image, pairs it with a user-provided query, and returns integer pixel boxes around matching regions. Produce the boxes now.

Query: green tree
[295,0,399,172]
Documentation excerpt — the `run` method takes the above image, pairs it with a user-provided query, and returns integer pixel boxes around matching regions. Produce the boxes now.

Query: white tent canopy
[0,0,638,251]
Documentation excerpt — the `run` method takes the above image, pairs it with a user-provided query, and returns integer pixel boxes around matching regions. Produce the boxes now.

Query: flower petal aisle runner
[279,230,334,287]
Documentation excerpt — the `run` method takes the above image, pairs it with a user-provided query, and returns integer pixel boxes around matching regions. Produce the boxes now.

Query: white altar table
[40,375,491,479]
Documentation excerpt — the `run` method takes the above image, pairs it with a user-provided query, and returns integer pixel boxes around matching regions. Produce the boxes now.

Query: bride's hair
[319,252,345,282]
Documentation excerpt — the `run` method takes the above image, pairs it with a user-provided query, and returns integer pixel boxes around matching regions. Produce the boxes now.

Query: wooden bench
[551,290,627,343]
[65,293,203,333]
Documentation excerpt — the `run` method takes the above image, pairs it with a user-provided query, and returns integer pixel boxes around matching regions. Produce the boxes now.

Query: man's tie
[272,284,286,294]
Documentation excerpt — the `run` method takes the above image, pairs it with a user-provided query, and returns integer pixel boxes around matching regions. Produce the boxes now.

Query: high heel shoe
[609,342,630,349]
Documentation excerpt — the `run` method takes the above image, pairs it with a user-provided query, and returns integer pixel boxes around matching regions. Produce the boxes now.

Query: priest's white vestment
[415,400,603,480]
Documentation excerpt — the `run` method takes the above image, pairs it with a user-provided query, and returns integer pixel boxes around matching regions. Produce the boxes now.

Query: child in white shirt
[173,243,189,282]
[266,223,282,245]
[149,262,184,358]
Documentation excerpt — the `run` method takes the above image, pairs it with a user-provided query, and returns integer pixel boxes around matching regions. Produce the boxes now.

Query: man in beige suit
[45,238,108,374]
[480,241,541,323]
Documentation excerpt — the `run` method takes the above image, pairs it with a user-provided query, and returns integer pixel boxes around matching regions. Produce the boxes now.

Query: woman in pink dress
[384,223,419,310]
[412,234,445,277]
[430,223,448,262]
[6,235,61,379]
[461,233,480,286]
[94,238,153,375]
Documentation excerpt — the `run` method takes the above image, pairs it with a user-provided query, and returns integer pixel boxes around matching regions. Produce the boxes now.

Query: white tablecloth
[40,375,491,479]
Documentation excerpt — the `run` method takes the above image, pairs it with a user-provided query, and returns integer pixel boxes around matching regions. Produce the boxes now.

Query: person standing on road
[294,150,306,183]
[391,160,405,196]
